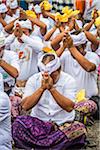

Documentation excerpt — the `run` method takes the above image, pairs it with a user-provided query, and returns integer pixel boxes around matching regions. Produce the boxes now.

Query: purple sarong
[12,116,86,150]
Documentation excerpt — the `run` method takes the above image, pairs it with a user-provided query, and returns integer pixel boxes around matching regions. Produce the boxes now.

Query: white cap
[70,32,87,46]
[0,32,5,48]
[14,19,32,30]
[34,4,41,14]
[0,73,4,92]
[0,3,8,13]
[9,0,18,9]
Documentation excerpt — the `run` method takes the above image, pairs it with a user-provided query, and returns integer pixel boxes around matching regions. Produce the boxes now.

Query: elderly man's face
[0,46,4,58]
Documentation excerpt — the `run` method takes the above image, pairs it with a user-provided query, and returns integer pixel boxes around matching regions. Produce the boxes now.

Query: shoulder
[0,92,10,109]
[60,71,76,85]
[85,51,100,66]
[3,50,18,61]
[85,51,99,61]
[4,50,18,57]
[26,72,41,84]
[60,50,71,59]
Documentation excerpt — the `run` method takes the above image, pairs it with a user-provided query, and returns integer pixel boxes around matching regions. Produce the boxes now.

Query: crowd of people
[0,0,100,150]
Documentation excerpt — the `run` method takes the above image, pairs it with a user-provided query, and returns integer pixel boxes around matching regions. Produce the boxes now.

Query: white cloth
[60,50,100,98]
[0,15,15,37]
[4,15,15,24]
[0,50,20,86]
[0,91,12,150]
[86,41,100,56]
[0,73,4,92]
[40,14,53,30]
[0,32,5,47]
[48,28,61,41]
[9,0,18,9]
[38,53,61,74]
[70,32,87,46]
[0,3,7,13]
[9,34,43,80]
[34,4,41,14]
[28,3,34,10]
[23,71,76,125]
[14,19,32,30]
[31,25,43,40]
[84,24,97,35]
[75,20,83,28]
[12,9,20,19]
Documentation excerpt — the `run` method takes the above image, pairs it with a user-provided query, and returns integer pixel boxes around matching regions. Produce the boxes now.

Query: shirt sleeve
[10,51,20,73]
[21,34,44,53]
[0,92,11,122]
[23,75,37,98]
[86,52,100,68]
[5,33,16,50]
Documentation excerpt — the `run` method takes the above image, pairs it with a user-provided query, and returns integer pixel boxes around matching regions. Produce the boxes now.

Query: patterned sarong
[12,116,86,150]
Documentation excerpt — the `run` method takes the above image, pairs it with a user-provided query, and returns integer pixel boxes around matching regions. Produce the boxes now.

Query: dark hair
[42,54,55,64]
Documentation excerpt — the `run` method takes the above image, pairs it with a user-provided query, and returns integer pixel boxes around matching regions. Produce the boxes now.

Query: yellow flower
[62,6,69,14]
[42,47,56,54]
[62,6,73,18]
[70,10,80,17]
[55,12,68,22]
[76,89,86,102]
[26,10,37,19]
[40,0,52,11]
[95,16,100,27]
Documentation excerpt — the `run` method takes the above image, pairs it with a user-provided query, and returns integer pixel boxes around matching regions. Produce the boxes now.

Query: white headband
[14,19,32,30]
[9,0,18,9]
[70,32,87,46]
[38,53,61,74]
[34,5,41,14]
[0,3,8,13]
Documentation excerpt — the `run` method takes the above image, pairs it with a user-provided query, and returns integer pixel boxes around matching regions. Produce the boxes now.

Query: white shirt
[0,91,12,150]
[0,50,20,86]
[86,41,100,56]
[0,73,4,92]
[12,9,20,19]
[0,15,15,37]
[40,14,54,30]
[75,20,83,28]
[23,71,76,125]
[31,25,43,40]
[60,50,100,98]
[0,15,14,28]
[84,24,97,35]
[4,15,15,24]
[10,34,44,80]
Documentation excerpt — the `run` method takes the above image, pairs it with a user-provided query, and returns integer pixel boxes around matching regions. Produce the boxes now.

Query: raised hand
[41,72,53,90]
[63,33,73,49]
[19,9,27,21]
